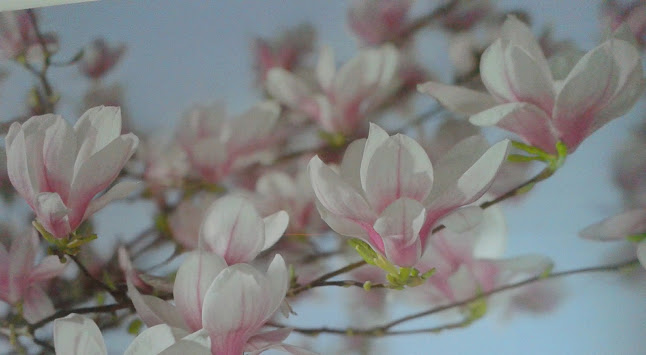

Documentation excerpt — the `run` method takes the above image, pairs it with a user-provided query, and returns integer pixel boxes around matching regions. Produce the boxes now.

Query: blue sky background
[1,1,645,354]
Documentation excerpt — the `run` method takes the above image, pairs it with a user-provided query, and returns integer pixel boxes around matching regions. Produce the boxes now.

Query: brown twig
[278,258,639,337]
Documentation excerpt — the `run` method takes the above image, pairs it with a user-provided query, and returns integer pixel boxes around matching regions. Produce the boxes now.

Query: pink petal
[42,117,76,201]
[579,209,646,241]
[417,81,498,116]
[554,39,643,151]
[68,133,138,228]
[202,256,287,355]
[29,255,66,283]
[470,103,559,153]
[373,198,426,267]
[34,192,71,239]
[22,286,54,323]
[173,251,227,331]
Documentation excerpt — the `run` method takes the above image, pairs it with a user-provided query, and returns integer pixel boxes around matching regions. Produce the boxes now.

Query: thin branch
[69,254,126,302]
[29,302,132,332]
[288,260,368,297]
[278,258,639,337]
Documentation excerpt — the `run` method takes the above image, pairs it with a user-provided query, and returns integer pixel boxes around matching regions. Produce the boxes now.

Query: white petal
[427,137,510,210]
[127,279,188,330]
[438,206,484,233]
[360,123,390,192]
[34,192,71,238]
[266,68,312,108]
[637,242,646,269]
[417,81,498,116]
[262,211,289,251]
[364,133,434,213]
[54,314,107,355]
[579,209,646,241]
[308,156,375,223]
[316,45,336,92]
[124,325,188,355]
[83,180,140,220]
[199,195,265,264]
[500,15,551,76]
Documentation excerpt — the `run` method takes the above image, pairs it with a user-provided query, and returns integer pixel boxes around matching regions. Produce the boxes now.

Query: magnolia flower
[602,0,646,47]
[137,135,189,194]
[252,166,323,235]
[5,106,139,239]
[176,101,281,184]
[347,0,413,45]
[79,38,126,79]
[253,23,315,82]
[0,10,58,61]
[267,45,399,135]
[411,203,553,307]
[419,16,644,154]
[308,123,509,267]
[580,209,646,268]
[0,230,66,322]
[200,195,288,264]
[53,314,107,355]
[128,252,310,354]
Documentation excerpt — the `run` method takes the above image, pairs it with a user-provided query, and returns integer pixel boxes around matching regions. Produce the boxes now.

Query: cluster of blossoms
[0,1,644,354]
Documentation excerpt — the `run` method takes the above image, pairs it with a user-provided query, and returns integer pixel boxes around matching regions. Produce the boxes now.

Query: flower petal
[173,251,228,331]
[127,279,188,330]
[417,81,498,116]
[373,198,426,267]
[470,103,559,153]
[200,195,265,264]
[262,210,289,251]
[53,314,107,355]
[364,133,434,213]
[579,209,646,241]
[266,68,313,108]
[83,180,140,220]
[124,325,189,355]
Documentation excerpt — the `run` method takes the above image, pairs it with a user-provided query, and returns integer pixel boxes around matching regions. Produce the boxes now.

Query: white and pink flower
[253,23,315,82]
[347,0,413,45]
[580,209,646,268]
[78,38,126,79]
[419,16,644,154]
[176,101,281,184]
[0,229,66,322]
[308,123,509,267]
[0,10,57,61]
[5,106,139,239]
[267,45,399,135]
[127,252,311,354]
[199,195,288,265]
